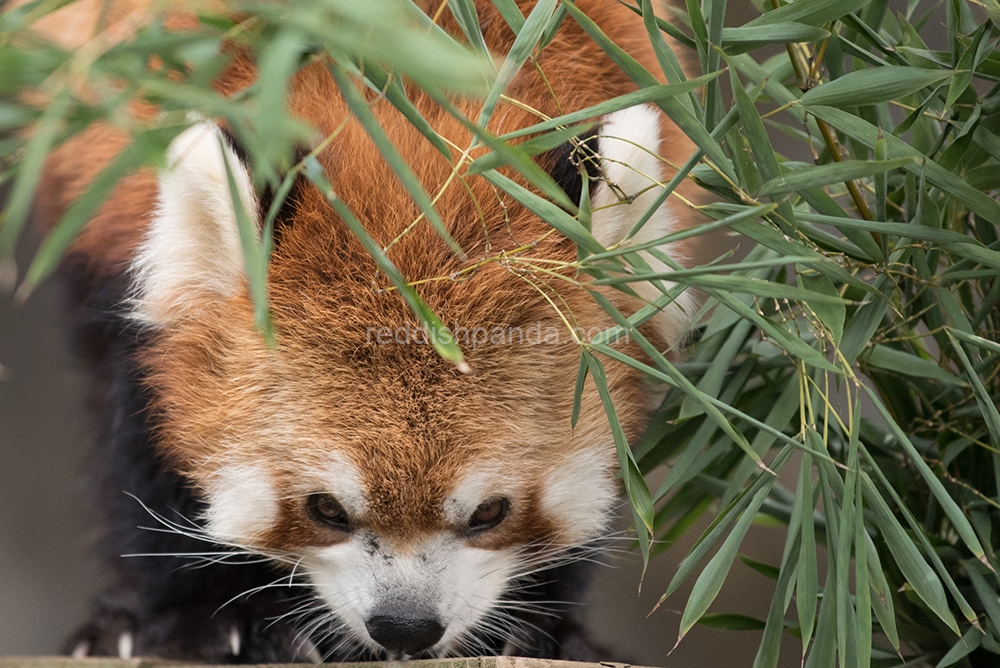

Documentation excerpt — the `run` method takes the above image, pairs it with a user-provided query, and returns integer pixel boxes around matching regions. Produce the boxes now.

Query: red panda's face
[124,51,695,653]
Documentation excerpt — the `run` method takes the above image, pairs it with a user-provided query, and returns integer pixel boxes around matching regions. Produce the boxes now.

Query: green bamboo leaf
[22,128,176,291]
[498,73,722,140]
[728,219,876,297]
[329,62,465,259]
[727,58,795,230]
[944,22,988,110]
[948,331,1000,455]
[835,410,862,666]
[704,286,842,373]
[721,23,831,54]
[863,344,967,387]
[806,105,1000,224]
[863,383,990,569]
[753,530,801,668]
[617,0,696,50]
[538,4,568,51]
[701,0,725,127]
[490,0,525,33]
[678,481,775,642]
[799,68,954,108]
[947,328,1000,356]
[863,528,900,651]
[795,452,818,655]
[0,88,71,259]
[934,626,983,668]
[744,0,869,27]
[479,170,601,252]
[697,613,767,630]
[861,472,960,634]
[758,158,915,196]
[570,352,587,429]
[854,477,872,668]
[583,350,654,549]
[358,59,453,160]
[280,0,493,94]
[303,156,469,371]
[639,0,692,113]
[790,210,982,248]
[589,325,766,467]
[254,29,303,184]
[468,122,592,174]
[738,554,780,581]
[478,0,557,125]
[945,243,1000,271]
[799,272,845,345]
[562,0,736,181]
[966,564,1000,640]
[225,139,273,343]
[448,0,490,54]
[660,447,795,610]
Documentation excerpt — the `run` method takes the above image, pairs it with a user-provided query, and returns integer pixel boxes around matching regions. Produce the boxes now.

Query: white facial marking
[315,451,367,518]
[204,465,279,543]
[591,104,696,346]
[302,531,518,655]
[443,467,520,526]
[131,121,256,325]
[540,446,617,545]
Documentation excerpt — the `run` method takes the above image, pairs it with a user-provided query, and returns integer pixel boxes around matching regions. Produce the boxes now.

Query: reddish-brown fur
[37,0,700,555]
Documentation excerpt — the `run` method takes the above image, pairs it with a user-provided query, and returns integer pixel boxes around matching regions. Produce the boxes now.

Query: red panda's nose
[365,609,445,655]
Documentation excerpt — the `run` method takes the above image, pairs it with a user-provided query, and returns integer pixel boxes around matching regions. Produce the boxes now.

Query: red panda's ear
[590,104,696,349]
[130,122,257,326]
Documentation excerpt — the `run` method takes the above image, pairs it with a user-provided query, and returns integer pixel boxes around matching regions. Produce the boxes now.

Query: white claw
[71,641,90,659]
[117,631,134,659]
[229,626,241,656]
[501,641,517,657]
[298,638,322,665]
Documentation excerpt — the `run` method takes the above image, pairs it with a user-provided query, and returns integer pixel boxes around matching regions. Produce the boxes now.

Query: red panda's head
[120,8,698,656]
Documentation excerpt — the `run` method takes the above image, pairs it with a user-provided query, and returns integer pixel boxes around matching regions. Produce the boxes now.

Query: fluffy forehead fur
[40,1,699,555]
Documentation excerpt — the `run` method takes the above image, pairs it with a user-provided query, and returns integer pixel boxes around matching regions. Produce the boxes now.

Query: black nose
[365,612,445,655]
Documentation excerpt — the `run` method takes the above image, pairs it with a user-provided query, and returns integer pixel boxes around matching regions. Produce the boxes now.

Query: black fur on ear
[541,127,603,209]
[216,127,308,248]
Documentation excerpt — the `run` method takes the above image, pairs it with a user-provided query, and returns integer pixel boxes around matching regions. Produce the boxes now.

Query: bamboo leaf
[861,472,960,634]
[758,158,916,196]
[863,344,968,387]
[697,613,767,630]
[806,105,1000,224]
[745,0,870,27]
[862,383,991,569]
[478,0,557,124]
[303,156,469,371]
[934,626,984,667]
[330,62,465,259]
[722,23,831,53]
[0,88,71,259]
[799,68,954,108]
[22,128,176,291]
[562,0,736,181]
[678,481,776,642]
[448,0,490,54]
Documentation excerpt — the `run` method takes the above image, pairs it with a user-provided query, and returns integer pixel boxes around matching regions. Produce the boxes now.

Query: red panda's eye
[306,493,351,532]
[468,497,509,534]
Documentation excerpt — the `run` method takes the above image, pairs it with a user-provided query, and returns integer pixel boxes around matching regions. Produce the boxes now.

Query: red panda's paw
[62,601,323,664]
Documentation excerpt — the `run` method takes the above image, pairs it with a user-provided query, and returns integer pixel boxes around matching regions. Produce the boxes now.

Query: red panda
[33,0,701,662]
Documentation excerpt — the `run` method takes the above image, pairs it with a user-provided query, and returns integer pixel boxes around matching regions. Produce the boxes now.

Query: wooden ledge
[0,658,651,668]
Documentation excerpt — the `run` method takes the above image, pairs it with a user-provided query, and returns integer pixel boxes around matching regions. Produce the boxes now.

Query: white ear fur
[130,122,256,326]
[590,104,694,348]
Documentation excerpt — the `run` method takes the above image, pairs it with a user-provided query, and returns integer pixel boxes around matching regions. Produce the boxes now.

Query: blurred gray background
[0,1,806,665]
